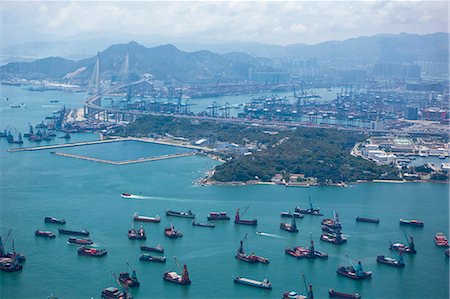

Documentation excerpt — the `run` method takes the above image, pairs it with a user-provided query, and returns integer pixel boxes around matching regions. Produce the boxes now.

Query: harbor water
[0,86,449,299]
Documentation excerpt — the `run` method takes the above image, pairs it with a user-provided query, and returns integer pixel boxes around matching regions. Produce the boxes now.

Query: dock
[7,138,131,152]
[51,151,197,165]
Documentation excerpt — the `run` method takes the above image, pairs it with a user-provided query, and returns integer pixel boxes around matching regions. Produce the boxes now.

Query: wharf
[51,151,197,165]
[7,138,131,152]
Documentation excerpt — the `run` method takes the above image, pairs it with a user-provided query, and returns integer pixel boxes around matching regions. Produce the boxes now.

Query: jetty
[7,138,131,152]
[51,151,196,165]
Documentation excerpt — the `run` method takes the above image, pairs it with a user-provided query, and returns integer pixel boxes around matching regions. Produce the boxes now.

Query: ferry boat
[139,254,166,263]
[140,244,164,253]
[328,289,361,299]
[100,287,125,299]
[164,222,183,238]
[234,207,257,226]
[399,219,424,227]
[280,217,299,233]
[128,224,146,240]
[165,209,195,218]
[121,193,133,199]
[77,245,107,257]
[295,197,323,216]
[67,237,93,245]
[435,233,449,247]
[163,257,191,285]
[207,212,230,220]
[281,211,304,219]
[320,232,347,245]
[377,252,405,268]
[35,230,56,238]
[44,217,66,224]
[356,216,379,224]
[283,273,313,299]
[337,255,372,280]
[133,213,160,223]
[58,228,89,236]
[192,221,215,228]
[233,276,272,290]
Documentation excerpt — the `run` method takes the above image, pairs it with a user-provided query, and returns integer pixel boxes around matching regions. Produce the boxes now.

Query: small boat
[77,245,107,257]
[35,230,56,238]
[44,217,66,224]
[140,254,166,263]
[320,233,347,245]
[58,228,89,236]
[101,287,125,299]
[140,244,164,253]
[121,193,133,199]
[67,237,93,245]
[281,211,304,219]
[328,288,361,299]
[133,212,161,223]
[234,207,257,226]
[164,222,183,238]
[207,212,230,220]
[356,216,379,224]
[128,224,146,240]
[283,273,313,299]
[233,276,272,290]
[295,197,323,216]
[336,255,372,280]
[435,233,449,247]
[166,209,195,218]
[192,221,215,228]
[119,264,140,288]
[280,217,299,233]
[399,219,424,227]
[163,257,191,285]
[376,252,405,268]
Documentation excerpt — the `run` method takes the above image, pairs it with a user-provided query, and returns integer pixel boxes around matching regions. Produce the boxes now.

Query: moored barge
[233,276,272,290]
[356,216,379,224]
[58,228,89,236]
[166,209,195,218]
[328,289,361,299]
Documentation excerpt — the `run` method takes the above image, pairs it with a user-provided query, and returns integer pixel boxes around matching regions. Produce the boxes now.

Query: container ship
[399,219,424,227]
[435,233,449,247]
[207,212,230,220]
[77,246,107,257]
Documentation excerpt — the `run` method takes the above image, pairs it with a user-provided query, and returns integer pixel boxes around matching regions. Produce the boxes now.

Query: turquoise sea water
[0,86,449,299]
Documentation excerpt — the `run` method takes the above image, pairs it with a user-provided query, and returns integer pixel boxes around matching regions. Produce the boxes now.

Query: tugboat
[280,216,299,233]
[35,230,56,238]
[119,263,140,288]
[356,216,380,224]
[389,231,416,254]
[234,207,257,226]
[67,237,93,245]
[282,273,313,299]
[165,209,195,218]
[164,222,183,238]
[207,212,230,220]
[377,251,405,267]
[77,245,107,257]
[233,276,272,290]
[58,228,89,236]
[139,254,166,263]
[295,197,323,216]
[336,255,372,280]
[328,289,361,299]
[128,223,146,240]
[399,219,424,227]
[435,233,449,247]
[140,244,164,253]
[121,193,132,199]
[163,256,191,285]
[192,221,215,228]
[44,217,66,224]
[322,208,342,229]
[235,234,269,264]
[133,212,161,223]
[320,231,347,245]
[281,211,304,219]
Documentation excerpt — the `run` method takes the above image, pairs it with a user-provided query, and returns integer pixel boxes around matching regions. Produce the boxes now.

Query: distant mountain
[0,42,263,82]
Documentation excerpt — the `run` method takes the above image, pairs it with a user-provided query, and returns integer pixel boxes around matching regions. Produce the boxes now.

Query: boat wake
[256,232,285,239]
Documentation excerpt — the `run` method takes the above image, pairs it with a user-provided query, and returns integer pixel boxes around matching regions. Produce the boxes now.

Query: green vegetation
[118,115,399,184]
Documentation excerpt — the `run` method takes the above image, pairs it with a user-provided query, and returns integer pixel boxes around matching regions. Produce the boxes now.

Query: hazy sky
[1,1,448,46]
